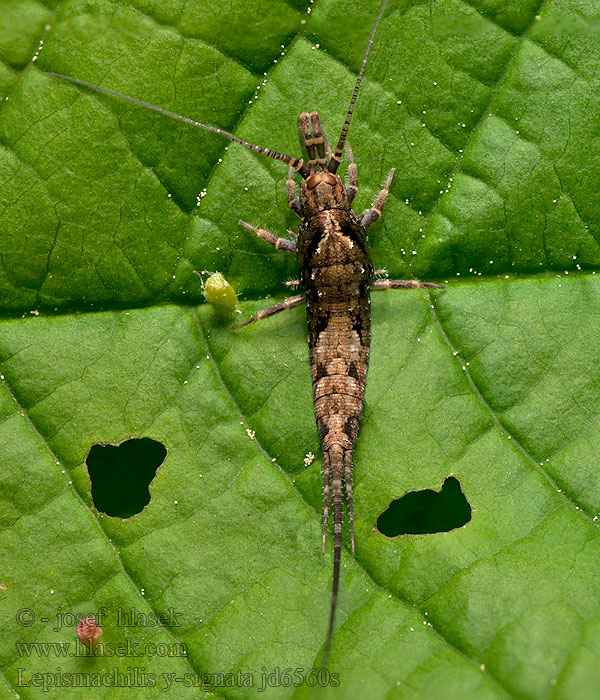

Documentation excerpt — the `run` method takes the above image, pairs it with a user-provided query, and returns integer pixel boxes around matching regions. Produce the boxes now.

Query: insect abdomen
[309,303,370,449]
[300,211,370,510]
[299,211,372,447]
[298,210,371,655]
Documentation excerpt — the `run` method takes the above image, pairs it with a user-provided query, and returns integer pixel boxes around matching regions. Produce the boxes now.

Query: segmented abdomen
[310,301,370,456]
[298,210,372,552]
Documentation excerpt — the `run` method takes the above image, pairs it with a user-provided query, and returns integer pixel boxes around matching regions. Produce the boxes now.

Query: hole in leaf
[86,438,167,518]
[377,476,471,536]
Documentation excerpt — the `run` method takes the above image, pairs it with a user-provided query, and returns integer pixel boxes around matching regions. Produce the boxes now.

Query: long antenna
[327,0,388,174]
[46,72,309,177]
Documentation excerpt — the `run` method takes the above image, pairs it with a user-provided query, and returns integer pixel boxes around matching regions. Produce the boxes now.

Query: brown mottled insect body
[298,178,373,550]
[299,193,373,645]
[47,0,443,666]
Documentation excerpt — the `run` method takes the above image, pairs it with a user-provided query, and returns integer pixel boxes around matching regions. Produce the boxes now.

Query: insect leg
[287,166,302,217]
[371,279,444,290]
[231,294,306,329]
[298,112,318,173]
[317,118,333,162]
[346,143,358,204]
[323,129,333,161]
[285,279,300,287]
[310,112,328,170]
[359,168,395,228]
[238,220,296,252]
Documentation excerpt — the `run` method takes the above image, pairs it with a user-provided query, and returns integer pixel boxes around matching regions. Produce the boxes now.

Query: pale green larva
[201,271,237,312]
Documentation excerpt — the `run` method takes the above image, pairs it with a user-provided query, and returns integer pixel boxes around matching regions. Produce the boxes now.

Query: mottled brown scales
[46,0,443,668]
[298,203,372,569]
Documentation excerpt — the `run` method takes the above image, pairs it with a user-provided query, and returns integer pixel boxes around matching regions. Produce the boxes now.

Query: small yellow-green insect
[200,271,238,313]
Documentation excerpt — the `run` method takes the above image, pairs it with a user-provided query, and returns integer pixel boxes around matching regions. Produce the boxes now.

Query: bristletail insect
[47,0,443,664]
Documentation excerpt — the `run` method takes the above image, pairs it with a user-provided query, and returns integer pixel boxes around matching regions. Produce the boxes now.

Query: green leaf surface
[1,0,600,698]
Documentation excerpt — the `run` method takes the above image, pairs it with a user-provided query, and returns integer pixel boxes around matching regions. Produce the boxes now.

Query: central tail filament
[322,447,355,554]
[322,445,354,665]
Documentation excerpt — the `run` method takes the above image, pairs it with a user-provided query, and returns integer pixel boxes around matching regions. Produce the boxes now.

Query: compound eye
[306,173,319,189]
[306,172,337,189]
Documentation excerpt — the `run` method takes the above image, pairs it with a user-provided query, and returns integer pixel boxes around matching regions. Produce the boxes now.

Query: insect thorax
[300,172,348,215]
[297,210,372,296]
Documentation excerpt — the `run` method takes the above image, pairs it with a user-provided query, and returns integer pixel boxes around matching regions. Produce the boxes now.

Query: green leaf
[1,1,600,698]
